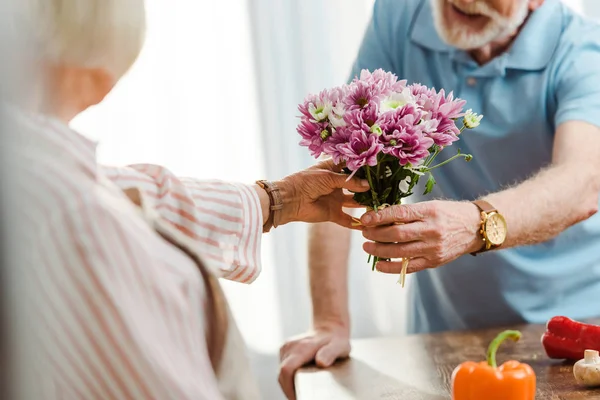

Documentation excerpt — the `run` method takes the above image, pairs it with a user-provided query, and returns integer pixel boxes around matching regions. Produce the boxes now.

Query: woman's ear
[80,67,116,108]
[41,63,117,121]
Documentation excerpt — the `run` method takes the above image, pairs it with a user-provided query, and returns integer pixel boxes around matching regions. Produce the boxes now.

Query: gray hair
[12,0,146,80]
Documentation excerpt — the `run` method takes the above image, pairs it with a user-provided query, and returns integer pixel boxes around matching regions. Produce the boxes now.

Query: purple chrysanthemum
[378,104,423,135]
[297,119,330,158]
[358,69,407,95]
[425,89,466,119]
[421,89,466,147]
[377,105,433,166]
[344,80,383,112]
[298,90,331,121]
[409,83,437,108]
[344,107,379,131]
[322,126,353,164]
[334,130,383,171]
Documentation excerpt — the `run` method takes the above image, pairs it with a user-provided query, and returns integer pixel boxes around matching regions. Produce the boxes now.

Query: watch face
[485,213,507,245]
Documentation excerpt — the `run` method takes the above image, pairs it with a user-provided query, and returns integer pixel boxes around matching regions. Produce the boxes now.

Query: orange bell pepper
[451,330,536,400]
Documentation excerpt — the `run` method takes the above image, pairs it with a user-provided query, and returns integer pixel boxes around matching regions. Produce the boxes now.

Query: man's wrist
[312,316,350,335]
[464,201,485,254]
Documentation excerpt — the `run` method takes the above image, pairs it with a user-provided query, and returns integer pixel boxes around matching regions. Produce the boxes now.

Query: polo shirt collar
[410,0,563,72]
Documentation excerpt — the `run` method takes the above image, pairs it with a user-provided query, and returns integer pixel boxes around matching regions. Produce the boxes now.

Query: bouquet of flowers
[297,69,483,285]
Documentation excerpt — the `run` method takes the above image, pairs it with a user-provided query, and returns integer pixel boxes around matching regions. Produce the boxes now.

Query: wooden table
[296,321,600,399]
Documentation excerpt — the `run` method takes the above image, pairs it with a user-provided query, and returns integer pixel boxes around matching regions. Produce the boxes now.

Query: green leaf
[408,173,420,191]
[353,191,376,208]
[379,187,392,203]
[423,173,436,196]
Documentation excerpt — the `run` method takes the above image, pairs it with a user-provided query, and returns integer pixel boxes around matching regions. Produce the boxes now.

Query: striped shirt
[5,108,263,399]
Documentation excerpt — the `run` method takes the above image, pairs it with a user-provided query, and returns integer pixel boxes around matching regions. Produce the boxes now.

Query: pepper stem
[486,330,522,368]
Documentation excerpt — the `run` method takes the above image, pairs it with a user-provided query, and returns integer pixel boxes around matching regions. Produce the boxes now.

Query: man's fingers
[280,335,329,363]
[362,222,426,243]
[279,337,329,400]
[375,257,429,274]
[360,204,426,226]
[314,339,351,368]
[363,241,426,259]
[279,355,307,400]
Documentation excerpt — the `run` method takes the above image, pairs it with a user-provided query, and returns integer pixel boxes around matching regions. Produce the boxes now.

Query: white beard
[430,0,530,50]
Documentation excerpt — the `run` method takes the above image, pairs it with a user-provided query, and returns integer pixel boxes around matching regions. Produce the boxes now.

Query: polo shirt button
[467,77,477,86]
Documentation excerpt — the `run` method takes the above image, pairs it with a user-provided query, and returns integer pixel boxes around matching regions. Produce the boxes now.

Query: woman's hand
[273,159,370,229]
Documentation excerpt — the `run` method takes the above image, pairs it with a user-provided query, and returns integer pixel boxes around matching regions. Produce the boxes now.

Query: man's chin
[438,24,502,50]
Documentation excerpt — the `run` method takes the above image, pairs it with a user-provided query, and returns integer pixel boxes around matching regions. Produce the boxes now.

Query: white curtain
[70,0,597,398]
[581,0,600,17]
[565,0,600,16]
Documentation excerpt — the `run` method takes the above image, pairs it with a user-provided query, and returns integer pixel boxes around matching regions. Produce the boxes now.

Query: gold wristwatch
[470,199,507,256]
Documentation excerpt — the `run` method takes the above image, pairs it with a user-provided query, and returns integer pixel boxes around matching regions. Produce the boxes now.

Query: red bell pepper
[541,316,600,360]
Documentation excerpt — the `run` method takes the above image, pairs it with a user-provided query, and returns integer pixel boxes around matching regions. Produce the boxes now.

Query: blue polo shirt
[350,0,600,334]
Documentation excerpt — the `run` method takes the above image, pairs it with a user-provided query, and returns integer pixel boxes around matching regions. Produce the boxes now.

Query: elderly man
[3,0,371,399]
[279,0,600,398]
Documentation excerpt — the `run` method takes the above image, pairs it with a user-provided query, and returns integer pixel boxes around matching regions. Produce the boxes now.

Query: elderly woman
[4,1,367,399]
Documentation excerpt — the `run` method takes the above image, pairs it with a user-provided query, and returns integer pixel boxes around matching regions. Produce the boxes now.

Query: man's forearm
[483,163,599,248]
[308,222,352,331]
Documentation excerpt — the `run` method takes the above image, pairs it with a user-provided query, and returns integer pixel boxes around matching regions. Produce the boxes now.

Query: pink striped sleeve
[102,164,263,284]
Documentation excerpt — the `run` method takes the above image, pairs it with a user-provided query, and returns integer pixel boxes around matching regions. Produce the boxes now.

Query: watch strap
[256,180,283,233]
[472,199,497,214]
[470,199,498,256]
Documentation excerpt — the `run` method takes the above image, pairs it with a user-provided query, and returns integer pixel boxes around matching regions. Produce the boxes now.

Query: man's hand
[278,323,351,400]
[360,200,482,274]
[275,159,370,229]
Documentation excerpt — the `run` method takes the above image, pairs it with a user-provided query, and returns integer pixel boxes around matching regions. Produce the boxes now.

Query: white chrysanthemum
[463,109,483,129]
[399,176,412,193]
[309,101,333,122]
[380,88,416,112]
[421,118,439,134]
[329,103,347,128]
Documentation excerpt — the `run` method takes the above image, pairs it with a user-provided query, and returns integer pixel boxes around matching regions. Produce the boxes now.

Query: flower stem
[426,153,472,171]
[365,166,380,211]
[487,330,521,368]
[424,147,441,167]
[365,168,380,272]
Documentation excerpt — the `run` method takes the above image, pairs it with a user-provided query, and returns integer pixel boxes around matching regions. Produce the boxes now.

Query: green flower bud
[370,124,383,136]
